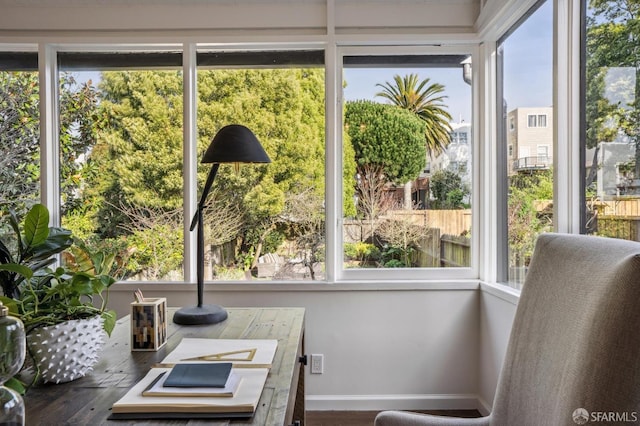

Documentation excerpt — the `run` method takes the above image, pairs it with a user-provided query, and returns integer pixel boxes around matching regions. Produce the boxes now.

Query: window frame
[336,44,480,281]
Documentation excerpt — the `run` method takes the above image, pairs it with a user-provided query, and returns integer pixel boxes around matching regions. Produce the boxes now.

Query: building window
[537,114,547,127]
[341,48,474,279]
[537,145,549,158]
[498,0,553,289]
[527,113,548,128]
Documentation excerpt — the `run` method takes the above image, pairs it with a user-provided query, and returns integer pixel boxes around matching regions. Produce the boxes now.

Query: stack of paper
[110,338,278,420]
[142,363,240,397]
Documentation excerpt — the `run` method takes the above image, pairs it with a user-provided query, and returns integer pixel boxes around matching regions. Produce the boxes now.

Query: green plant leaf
[0,239,13,264]
[69,273,93,295]
[0,296,20,315]
[101,309,116,337]
[23,204,50,249]
[27,227,73,262]
[5,377,26,395]
[0,264,33,280]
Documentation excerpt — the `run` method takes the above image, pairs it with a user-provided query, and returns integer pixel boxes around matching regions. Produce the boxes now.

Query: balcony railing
[513,156,551,172]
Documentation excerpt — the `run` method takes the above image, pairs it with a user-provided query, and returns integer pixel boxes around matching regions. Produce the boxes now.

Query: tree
[0,72,40,214]
[280,188,325,280]
[376,73,453,157]
[345,100,426,187]
[0,72,99,218]
[586,0,640,179]
[507,170,553,268]
[80,68,343,278]
[429,169,469,209]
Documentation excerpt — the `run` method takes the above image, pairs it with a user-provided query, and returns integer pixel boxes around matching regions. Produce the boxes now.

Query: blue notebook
[163,362,232,388]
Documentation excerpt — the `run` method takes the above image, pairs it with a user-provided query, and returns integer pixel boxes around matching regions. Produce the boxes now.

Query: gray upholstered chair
[375,233,640,426]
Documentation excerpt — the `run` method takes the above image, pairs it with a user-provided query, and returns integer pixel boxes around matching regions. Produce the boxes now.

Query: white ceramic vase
[26,316,105,384]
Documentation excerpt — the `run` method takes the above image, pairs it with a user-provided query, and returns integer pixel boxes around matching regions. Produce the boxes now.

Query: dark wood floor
[307,410,482,426]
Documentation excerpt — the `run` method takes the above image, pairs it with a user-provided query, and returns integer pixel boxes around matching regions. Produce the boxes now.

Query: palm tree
[376,74,453,210]
[376,73,453,157]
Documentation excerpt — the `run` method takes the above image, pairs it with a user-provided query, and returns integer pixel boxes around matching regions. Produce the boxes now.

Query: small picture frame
[131,297,167,351]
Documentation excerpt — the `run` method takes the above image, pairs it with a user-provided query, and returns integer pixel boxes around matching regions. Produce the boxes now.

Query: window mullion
[38,43,60,226]
[183,43,198,283]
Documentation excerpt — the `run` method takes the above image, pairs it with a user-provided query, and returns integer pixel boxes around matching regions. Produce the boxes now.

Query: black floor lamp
[173,124,270,325]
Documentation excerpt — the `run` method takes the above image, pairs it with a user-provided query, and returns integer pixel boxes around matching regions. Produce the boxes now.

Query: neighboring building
[596,141,638,199]
[507,107,553,175]
[423,121,472,206]
[428,121,472,179]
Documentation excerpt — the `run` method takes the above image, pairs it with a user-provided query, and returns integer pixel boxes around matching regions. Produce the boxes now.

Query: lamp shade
[202,124,271,164]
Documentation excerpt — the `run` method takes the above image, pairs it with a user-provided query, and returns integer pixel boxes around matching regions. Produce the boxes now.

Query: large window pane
[0,54,40,216]
[197,50,325,281]
[584,1,640,242]
[498,0,553,289]
[59,52,184,281]
[342,54,472,272]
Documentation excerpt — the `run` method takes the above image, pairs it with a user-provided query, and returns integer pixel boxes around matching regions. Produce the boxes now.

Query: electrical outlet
[310,353,324,374]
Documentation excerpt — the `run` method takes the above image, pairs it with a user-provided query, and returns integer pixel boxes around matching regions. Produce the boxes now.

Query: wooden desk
[24,307,306,426]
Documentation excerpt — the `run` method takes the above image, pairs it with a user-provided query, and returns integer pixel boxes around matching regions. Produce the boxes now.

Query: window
[196,49,325,281]
[537,144,549,158]
[57,50,185,281]
[451,131,468,145]
[498,0,553,289]
[341,48,474,279]
[527,113,548,128]
[537,114,547,127]
[583,1,640,239]
[1,43,479,284]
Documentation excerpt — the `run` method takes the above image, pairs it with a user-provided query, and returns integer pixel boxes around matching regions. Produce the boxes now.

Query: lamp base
[173,304,228,325]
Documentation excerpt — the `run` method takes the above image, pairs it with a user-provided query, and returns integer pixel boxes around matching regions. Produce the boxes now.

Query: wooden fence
[344,210,472,267]
[597,199,640,216]
[440,234,471,267]
[595,215,640,241]
[344,209,471,244]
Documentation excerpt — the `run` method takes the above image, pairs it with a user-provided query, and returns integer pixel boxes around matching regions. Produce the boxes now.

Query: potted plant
[0,204,117,385]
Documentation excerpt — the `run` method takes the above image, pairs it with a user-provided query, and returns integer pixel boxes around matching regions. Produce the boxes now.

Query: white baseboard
[476,396,492,416]
[306,394,483,412]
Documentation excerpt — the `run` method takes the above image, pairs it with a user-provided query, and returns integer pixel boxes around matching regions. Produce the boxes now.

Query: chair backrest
[491,233,640,426]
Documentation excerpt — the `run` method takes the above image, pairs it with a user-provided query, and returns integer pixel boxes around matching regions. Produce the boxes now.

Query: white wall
[477,284,518,414]
[109,283,482,411]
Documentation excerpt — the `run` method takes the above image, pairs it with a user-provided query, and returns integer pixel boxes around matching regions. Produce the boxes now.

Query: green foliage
[343,242,380,262]
[0,204,117,336]
[80,68,338,276]
[0,72,40,214]
[0,205,73,299]
[508,170,553,266]
[586,0,640,178]
[345,100,427,185]
[430,169,469,209]
[381,245,412,268]
[124,225,183,280]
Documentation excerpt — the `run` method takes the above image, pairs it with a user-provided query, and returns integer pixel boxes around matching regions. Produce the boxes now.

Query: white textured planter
[26,316,105,384]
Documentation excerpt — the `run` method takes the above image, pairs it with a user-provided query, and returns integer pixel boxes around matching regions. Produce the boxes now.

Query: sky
[343,0,553,124]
